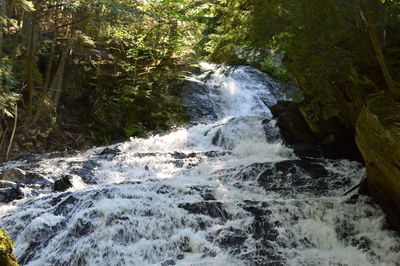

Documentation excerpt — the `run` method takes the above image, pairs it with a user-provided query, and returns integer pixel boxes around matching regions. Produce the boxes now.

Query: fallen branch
[343,174,367,196]
[5,104,18,161]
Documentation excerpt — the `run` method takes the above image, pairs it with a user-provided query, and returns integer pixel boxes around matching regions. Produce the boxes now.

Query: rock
[271,101,362,161]
[356,93,400,231]
[182,79,218,123]
[98,147,120,157]
[257,159,330,194]
[161,260,176,266]
[0,168,52,188]
[0,168,26,183]
[270,101,318,144]
[70,160,98,184]
[0,187,24,203]
[262,119,281,143]
[178,202,229,220]
[0,228,19,266]
[54,175,73,192]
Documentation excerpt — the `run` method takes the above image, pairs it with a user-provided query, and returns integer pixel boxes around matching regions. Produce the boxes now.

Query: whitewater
[0,63,399,266]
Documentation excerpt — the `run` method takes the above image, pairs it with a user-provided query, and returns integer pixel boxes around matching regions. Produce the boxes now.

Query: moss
[0,229,19,266]
[356,92,400,231]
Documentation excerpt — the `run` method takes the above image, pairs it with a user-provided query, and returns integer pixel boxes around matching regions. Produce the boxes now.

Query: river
[0,63,399,266]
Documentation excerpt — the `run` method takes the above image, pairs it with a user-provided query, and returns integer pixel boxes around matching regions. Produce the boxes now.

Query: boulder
[0,228,19,266]
[0,169,25,183]
[356,93,400,231]
[54,175,73,192]
[0,168,52,187]
[0,186,24,203]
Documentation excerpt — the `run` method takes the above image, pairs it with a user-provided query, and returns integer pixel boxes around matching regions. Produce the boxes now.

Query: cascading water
[0,63,399,266]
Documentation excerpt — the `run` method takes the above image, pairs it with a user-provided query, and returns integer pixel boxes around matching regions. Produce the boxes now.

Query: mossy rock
[356,92,400,231]
[0,228,19,266]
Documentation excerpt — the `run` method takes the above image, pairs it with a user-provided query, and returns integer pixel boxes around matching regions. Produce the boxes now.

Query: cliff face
[0,228,18,266]
[356,93,400,231]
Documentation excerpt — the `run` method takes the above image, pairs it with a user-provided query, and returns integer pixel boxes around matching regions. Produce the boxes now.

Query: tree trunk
[358,0,398,95]
[31,35,56,125]
[51,37,73,108]
[25,12,39,118]
[0,0,6,56]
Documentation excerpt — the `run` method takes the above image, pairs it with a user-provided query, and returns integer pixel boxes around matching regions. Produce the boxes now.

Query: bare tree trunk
[358,0,397,95]
[0,0,6,56]
[31,35,56,125]
[5,103,17,161]
[25,12,39,118]
[51,37,73,108]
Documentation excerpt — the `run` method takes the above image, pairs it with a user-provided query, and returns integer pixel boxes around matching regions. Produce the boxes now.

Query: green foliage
[200,0,400,123]
[0,58,20,118]
[260,57,289,81]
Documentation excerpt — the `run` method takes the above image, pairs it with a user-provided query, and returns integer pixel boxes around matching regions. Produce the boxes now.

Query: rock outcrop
[0,228,18,266]
[356,93,400,231]
[271,101,361,160]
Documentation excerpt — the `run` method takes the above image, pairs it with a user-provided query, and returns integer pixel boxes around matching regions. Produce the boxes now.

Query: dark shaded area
[271,101,362,161]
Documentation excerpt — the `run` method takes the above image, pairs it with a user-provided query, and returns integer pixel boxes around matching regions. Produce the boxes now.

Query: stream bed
[0,63,399,266]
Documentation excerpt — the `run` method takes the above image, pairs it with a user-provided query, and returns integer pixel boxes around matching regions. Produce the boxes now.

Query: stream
[0,63,399,266]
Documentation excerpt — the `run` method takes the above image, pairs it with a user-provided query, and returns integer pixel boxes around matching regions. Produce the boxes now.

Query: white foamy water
[0,63,399,266]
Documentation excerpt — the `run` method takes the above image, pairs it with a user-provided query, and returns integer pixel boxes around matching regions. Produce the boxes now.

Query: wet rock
[0,228,19,266]
[161,260,176,266]
[218,232,247,249]
[236,159,335,195]
[70,219,93,237]
[53,195,79,216]
[179,202,229,220]
[0,168,53,189]
[24,172,53,187]
[70,160,98,184]
[54,175,73,192]
[262,119,281,143]
[0,168,25,183]
[243,202,278,242]
[0,186,24,203]
[183,79,218,123]
[98,147,121,157]
[212,129,223,146]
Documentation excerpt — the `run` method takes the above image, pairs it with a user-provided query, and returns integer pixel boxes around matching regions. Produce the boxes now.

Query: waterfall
[0,63,399,266]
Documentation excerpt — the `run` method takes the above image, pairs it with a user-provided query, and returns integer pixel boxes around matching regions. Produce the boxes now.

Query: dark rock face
[0,168,55,203]
[258,159,330,195]
[270,101,319,145]
[0,186,24,203]
[54,175,73,192]
[182,79,218,123]
[271,101,362,161]
[356,93,400,231]
[179,202,229,220]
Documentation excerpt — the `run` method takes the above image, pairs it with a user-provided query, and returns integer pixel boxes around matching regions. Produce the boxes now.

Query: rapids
[0,63,399,266]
